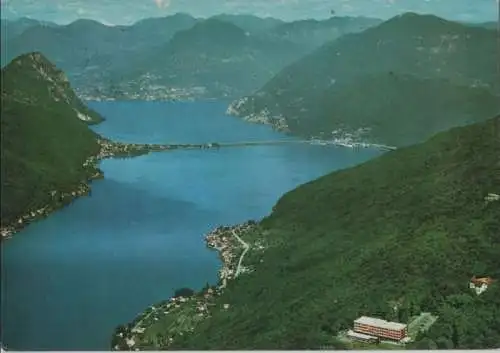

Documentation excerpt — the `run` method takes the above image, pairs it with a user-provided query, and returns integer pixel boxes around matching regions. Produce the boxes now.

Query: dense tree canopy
[165,117,500,349]
[1,53,102,226]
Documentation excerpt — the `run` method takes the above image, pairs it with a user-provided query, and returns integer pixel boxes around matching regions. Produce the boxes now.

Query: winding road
[232,230,250,277]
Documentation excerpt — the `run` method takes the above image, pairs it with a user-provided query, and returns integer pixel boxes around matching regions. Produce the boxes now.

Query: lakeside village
[0,138,222,240]
[75,76,210,102]
[111,221,259,350]
[308,127,397,151]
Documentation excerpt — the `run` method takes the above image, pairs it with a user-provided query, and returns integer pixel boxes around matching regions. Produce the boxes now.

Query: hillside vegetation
[229,13,500,145]
[237,73,499,146]
[1,52,101,227]
[260,13,499,93]
[164,116,500,349]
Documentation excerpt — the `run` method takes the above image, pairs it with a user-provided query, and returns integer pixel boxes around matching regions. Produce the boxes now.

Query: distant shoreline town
[75,85,234,102]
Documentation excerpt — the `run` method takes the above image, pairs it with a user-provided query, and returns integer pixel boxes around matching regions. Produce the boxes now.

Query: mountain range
[1,52,102,227]
[1,14,199,87]
[1,14,382,99]
[105,18,312,99]
[228,13,500,146]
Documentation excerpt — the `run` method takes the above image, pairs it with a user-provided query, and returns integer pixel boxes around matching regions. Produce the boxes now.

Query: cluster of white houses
[347,316,411,344]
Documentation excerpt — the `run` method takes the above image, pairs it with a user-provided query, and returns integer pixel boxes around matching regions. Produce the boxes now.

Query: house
[484,193,500,203]
[469,276,494,295]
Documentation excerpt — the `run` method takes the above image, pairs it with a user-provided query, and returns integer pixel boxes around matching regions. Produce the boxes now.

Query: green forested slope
[168,116,500,349]
[1,52,101,227]
[240,73,500,146]
[229,13,500,145]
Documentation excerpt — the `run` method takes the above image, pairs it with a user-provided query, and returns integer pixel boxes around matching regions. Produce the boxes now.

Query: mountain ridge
[228,12,500,146]
[2,14,382,99]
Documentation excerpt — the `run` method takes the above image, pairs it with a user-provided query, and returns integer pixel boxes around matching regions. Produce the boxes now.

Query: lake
[0,101,381,350]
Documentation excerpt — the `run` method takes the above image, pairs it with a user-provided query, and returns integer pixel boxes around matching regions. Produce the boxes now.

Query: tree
[436,337,455,349]
[398,306,410,323]
[414,338,438,349]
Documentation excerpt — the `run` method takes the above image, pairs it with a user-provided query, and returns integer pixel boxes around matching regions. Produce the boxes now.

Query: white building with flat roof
[354,316,407,331]
[354,316,408,341]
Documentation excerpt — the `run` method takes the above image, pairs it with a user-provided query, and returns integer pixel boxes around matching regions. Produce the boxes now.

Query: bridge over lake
[105,139,396,160]
[213,140,397,151]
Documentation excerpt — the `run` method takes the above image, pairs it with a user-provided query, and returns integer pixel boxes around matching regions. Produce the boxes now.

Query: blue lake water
[1,101,381,350]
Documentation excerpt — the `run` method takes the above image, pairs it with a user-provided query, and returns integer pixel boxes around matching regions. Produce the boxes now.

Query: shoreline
[111,221,257,350]
[0,158,104,241]
[0,133,393,240]
[226,101,397,152]
[0,137,226,241]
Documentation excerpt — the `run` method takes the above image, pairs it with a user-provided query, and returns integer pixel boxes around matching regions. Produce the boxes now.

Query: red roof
[471,276,495,285]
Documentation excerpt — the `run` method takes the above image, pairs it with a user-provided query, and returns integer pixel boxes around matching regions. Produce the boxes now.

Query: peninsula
[0,53,221,239]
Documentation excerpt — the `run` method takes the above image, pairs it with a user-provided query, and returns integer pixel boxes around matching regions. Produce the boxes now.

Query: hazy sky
[0,0,497,25]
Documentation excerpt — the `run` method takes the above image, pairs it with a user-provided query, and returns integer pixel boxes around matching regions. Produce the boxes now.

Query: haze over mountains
[229,13,500,146]
[1,14,199,89]
[1,13,381,99]
[3,11,497,146]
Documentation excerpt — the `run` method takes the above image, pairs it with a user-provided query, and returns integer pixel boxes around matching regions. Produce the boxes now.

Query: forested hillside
[165,116,500,349]
[228,13,500,146]
[1,52,101,227]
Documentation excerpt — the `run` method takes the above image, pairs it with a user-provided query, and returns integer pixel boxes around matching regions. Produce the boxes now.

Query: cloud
[154,0,171,9]
[341,3,355,11]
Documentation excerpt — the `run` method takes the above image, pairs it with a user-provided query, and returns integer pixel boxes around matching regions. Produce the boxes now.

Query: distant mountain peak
[169,12,196,19]
[133,12,196,26]
[381,11,453,28]
[3,51,72,104]
[9,51,56,70]
[170,17,247,47]
[194,17,246,32]
[65,18,111,29]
